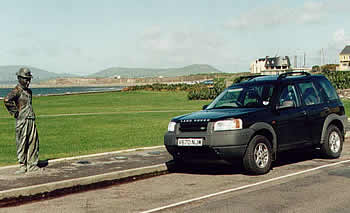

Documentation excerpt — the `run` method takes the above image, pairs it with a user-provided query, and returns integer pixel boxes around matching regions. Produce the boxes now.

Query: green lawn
[341,99,350,117]
[0,91,210,166]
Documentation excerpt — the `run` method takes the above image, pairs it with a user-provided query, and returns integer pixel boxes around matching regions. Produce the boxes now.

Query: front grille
[179,121,208,132]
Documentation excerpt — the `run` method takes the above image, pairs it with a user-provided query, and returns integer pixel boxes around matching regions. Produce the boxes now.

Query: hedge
[125,83,194,92]
[124,71,350,101]
[324,71,350,89]
[187,78,226,100]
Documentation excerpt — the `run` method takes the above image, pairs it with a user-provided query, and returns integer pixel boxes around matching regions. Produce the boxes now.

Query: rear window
[317,78,339,101]
[298,82,321,106]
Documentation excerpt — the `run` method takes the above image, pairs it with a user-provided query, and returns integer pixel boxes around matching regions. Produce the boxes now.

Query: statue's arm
[4,88,19,118]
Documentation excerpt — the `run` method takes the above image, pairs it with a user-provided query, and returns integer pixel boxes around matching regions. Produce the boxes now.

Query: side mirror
[202,105,208,110]
[276,100,294,110]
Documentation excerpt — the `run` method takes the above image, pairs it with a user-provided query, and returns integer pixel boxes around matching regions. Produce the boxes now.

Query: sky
[0,0,349,75]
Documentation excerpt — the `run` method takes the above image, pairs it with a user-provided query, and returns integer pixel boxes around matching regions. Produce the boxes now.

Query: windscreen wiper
[211,106,236,109]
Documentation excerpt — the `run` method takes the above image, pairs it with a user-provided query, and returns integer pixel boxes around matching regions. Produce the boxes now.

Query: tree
[312,65,320,72]
[321,64,338,72]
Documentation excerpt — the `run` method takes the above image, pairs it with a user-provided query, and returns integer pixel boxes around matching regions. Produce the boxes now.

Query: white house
[250,56,291,75]
[337,45,350,71]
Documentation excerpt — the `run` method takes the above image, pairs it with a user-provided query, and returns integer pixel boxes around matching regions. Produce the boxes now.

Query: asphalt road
[2,141,350,213]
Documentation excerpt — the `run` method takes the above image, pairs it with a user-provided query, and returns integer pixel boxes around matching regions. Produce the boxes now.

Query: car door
[297,81,329,144]
[274,83,309,150]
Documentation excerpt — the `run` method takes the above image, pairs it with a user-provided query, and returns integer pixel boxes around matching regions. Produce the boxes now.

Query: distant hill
[89,64,222,78]
[0,64,223,85]
[0,66,77,84]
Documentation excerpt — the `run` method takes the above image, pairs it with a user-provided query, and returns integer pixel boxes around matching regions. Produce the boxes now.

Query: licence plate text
[177,138,203,146]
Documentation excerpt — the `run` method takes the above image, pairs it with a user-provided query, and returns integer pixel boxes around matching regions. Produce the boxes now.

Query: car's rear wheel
[243,135,272,175]
[320,125,343,158]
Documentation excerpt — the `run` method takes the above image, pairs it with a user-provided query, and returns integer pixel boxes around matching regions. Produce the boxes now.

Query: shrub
[126,83,194,92]
[324,71,350,89]
[187,78,226,100]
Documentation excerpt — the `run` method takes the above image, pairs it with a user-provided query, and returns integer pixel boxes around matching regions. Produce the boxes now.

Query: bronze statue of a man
[4,68,40,174]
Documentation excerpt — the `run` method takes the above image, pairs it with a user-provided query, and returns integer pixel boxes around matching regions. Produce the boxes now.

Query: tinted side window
[243,85,274,107]
[298,82,321,106]
[278,85,300,108]
[318,78,338,101]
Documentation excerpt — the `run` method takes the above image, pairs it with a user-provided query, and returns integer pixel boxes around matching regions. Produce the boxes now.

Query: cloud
[328,29,350,59]
[2,37,98,74]
[225,1,331,30]
[305,29,350,66]
[225,7,287,30]
[138,26,229,67]
[141,27,224,53]
[298,1,325,24]
[333,28,350,44]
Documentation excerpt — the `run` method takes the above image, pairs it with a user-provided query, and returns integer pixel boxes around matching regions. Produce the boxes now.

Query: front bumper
[165,144,247,161]
[164,126,254,161]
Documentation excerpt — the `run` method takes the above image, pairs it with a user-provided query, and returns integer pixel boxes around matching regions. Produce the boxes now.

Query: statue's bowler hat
[16,68,33,79]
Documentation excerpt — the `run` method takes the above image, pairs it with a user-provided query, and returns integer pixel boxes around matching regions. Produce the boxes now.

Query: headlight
[168,121,176,132]
[214,119,242,131]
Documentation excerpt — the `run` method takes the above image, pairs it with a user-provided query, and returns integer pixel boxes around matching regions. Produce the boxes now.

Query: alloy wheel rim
[329,131,341,153]
[254,143,269,168]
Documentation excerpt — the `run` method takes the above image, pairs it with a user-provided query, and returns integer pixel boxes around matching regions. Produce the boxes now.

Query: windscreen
[206,84,274,109]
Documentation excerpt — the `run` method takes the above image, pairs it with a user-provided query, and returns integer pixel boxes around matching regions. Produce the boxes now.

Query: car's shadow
[166,148,323,175]
[166,159,244,175]
[273,148,322,168]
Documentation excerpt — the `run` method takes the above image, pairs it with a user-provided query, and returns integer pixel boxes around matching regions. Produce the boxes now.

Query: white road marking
[141,159,350,213]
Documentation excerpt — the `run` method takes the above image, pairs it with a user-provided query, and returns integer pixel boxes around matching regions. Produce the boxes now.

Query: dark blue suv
[164,72,347,174]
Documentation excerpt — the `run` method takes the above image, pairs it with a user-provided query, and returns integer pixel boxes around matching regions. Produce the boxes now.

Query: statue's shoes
[14,168,27,175]
[27,166,43,173]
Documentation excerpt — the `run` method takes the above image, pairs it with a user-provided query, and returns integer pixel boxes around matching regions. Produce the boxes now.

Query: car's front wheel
[243,135,272,175]
[320,125,343,159]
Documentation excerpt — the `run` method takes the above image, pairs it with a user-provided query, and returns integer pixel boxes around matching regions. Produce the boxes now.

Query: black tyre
[243,135,272,175]
[320,125,343,159]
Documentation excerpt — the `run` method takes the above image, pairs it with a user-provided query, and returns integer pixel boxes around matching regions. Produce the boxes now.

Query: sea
[0,86,124,98]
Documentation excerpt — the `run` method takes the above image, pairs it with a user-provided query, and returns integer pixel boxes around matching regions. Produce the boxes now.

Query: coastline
[0,83,129,89]
[0,80,196,100]
[0,80,197,89]
[0,82,184,89]
[0,73,217,89]
[0,89,123,100]
[0,85,125,100]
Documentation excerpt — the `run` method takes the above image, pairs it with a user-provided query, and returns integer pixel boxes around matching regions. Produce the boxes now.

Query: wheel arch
[320,114,347,144]
[249,122,277,160]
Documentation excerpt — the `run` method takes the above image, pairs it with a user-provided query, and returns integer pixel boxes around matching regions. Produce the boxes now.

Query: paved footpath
[0,146,172,206]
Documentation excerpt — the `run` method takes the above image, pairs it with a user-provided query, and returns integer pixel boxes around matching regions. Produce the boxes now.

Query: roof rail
[237,75,266,83]
[277,71,310,80]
